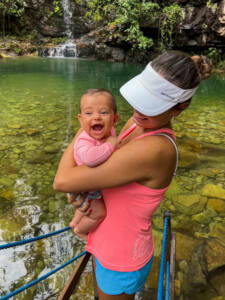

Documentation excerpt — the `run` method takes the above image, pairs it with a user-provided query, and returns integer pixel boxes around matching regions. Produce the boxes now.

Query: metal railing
[0,211,176,300]
[157,211,176,300]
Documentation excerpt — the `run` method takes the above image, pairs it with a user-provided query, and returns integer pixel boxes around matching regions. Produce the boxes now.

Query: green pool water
[0,57,224,300]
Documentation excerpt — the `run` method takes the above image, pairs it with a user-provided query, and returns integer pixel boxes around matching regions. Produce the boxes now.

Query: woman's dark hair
[151,50,212,89]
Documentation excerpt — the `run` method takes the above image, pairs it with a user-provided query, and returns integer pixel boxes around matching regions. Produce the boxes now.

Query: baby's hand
[106,136,117,147]
[66,192,76,204]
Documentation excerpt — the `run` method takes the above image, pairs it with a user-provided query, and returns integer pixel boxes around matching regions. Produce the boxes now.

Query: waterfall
[49,0,77,58]
[62,0,73,40]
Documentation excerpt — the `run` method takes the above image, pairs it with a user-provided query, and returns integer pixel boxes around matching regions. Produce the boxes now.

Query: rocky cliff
[0,0,224,62]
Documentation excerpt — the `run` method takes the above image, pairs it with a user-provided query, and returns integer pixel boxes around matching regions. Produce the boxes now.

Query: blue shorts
[95,256,153,295]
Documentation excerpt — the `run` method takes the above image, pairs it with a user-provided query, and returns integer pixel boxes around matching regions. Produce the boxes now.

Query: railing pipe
[0,251,87,300]
[0,227,71,250]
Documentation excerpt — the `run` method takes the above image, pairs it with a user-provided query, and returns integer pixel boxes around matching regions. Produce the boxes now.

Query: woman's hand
[67,192,92,215]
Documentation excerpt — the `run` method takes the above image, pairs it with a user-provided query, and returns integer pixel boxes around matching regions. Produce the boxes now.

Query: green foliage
[207,47,221,64]
[87,0,184,50]
[52,37,67,44]
[202,23,207,30]
[53,1,62,16]
[87,0,160,50]
[26,30,38,41]
[0,0,25,37]
[206,0,218,11]
[111,0,160,50]
[207,47,225,70]
[0,0,24,17]
[15,47,22,55]
[160,4,185,48]
[217,60,225,70]
[48,1,62,18]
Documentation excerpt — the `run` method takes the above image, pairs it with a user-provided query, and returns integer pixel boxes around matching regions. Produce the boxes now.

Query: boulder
[205,240,225,272]
[207,198,225,215]
[201,184,225,200]
[172,194,207,215]
[176,232,199,261]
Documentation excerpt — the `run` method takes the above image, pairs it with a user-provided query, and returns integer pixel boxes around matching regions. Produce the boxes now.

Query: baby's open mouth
[92,124,104,132]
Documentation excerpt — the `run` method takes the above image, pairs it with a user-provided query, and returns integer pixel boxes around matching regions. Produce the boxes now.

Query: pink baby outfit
[74,129,116,167]
[86,125,178,272]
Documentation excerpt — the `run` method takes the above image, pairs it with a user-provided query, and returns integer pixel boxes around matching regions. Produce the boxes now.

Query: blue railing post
[157,211,171,300]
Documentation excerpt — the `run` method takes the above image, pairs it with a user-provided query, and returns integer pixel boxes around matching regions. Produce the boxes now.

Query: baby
[69,88,118,241]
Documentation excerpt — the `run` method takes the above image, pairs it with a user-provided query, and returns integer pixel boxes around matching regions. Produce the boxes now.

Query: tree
[86,0,184,50]
[0,0,24,38]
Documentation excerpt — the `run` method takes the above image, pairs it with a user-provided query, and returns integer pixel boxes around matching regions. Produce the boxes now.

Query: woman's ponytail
[191,55,212,80]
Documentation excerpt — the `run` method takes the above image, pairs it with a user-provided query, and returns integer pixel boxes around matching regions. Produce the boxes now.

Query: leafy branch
[0,0,24,37]
[86,0,184,50]
[160,4,185,48]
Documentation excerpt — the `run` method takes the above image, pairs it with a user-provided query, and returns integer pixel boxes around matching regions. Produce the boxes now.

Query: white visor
[120,63,198,116]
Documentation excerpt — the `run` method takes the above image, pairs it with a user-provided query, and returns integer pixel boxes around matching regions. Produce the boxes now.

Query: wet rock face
[3,0,225,60]
[22,0,93,38]
[176,1,225,49]
[74,0,224,61]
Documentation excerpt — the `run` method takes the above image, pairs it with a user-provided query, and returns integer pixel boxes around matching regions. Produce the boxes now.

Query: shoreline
[0,38,225,73]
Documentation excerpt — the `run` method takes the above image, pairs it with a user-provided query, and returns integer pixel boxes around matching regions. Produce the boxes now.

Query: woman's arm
[53,135,176,193]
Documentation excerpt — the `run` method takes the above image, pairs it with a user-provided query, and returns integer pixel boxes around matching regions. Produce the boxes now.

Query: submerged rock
[205,240,225,272]
[165,179,183,200]
[176,232,199,261]
[7,123,22,129]
[44,144,60,154]
[209,223,225,246]
[0,217,26,241]
[26,128,40,136]
[187,246,207,292]
[207,198,225,215]
[201,184,225,200]
[210,296,225,300]
[0,197,15,211]
[172,194,207,215]
[0,190,15,201]
[0,177,14,187]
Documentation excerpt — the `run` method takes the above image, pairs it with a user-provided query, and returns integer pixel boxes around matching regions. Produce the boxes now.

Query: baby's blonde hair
[81,88,117,113]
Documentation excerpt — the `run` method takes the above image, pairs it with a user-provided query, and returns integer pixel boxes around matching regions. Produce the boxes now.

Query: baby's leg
[74,198,106,236]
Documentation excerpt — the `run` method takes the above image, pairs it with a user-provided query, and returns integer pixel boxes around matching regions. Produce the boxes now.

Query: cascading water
[49,0,77,58]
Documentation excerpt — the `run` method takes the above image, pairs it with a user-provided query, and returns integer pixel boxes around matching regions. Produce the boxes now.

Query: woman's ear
[172,100,191,117]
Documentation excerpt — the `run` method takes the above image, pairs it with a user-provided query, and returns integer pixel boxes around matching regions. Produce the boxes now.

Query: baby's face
[78,93,118,140]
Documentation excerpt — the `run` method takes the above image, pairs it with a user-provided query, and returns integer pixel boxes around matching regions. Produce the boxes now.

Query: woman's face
[133,109,174,129]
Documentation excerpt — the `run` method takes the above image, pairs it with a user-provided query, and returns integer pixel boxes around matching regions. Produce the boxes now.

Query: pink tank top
[86,125,177,272]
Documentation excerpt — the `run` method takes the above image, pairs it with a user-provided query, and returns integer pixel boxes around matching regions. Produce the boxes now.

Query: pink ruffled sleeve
[75,137,115,167]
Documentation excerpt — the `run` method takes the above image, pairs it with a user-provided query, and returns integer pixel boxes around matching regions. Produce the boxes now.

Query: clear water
[0,57,224,299]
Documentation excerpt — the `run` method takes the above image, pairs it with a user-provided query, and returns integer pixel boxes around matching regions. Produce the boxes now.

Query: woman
[54,51,212,300]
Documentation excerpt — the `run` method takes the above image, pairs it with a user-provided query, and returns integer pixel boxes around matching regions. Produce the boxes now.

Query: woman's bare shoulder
[136,134,176,160]
[132,135,177,188]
